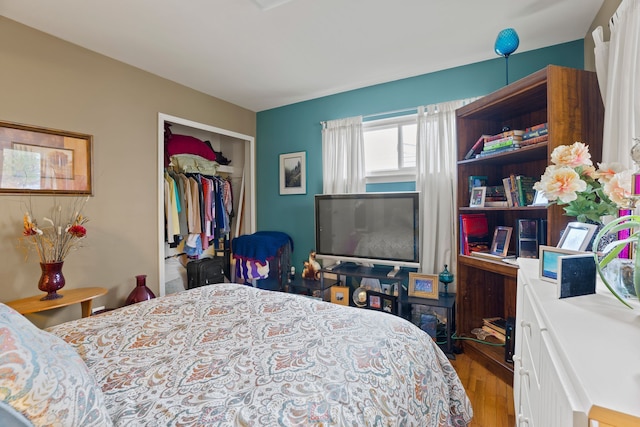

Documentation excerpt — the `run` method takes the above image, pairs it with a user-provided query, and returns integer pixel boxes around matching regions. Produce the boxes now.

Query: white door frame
[157,112,256,296]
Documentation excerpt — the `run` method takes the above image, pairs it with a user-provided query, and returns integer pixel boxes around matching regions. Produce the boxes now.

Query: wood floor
[450,352,516,427]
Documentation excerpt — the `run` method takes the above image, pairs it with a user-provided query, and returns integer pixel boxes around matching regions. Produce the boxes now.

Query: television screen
[314,192,420,268]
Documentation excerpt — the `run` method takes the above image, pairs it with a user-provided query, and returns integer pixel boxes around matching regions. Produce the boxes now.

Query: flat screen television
[314,192,420,269]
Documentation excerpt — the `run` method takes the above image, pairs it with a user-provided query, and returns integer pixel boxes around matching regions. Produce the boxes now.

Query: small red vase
[125,274,156,305]
[38,261,65,301]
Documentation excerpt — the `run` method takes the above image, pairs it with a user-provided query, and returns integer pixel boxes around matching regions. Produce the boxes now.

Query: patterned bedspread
[48,284,472,426]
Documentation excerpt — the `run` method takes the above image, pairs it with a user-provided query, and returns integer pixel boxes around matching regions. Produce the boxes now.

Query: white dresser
[514,258,640,427]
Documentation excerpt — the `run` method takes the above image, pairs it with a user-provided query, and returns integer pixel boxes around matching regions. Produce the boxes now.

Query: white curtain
[416,100,470,275]
[322,116,366,194]
[593,0,640,167]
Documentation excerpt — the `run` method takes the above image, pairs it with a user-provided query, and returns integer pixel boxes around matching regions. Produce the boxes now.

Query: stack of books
[502,174,536,206]
[520,123,548,146]
[477,130,524,157]
[482,317,507,343]
[484,185,508,207]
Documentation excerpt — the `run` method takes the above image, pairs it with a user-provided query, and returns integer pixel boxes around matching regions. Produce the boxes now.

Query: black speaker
[504,316,515,363]
[516,218,544,258]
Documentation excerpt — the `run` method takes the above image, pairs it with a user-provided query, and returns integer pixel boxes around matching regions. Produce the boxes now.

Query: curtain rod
[320,106,419,126]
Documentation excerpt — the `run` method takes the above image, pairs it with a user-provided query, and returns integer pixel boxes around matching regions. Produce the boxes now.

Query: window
[363,115,416,182]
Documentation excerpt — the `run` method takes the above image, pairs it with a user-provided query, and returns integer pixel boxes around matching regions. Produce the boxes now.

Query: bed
[1,283,473,426]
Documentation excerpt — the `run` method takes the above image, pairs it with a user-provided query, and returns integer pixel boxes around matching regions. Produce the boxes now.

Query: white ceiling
[1,0,605,112]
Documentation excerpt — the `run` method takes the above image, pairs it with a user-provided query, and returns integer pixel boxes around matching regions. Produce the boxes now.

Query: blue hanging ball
[494,28,520,57]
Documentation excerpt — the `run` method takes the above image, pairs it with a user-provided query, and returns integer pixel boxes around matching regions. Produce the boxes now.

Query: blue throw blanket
[232,231,293,263]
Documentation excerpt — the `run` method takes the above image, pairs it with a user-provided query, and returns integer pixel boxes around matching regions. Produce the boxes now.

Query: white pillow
[0,303,113,426]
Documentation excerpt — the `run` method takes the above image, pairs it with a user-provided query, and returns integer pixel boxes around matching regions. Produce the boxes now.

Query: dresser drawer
[520,285,546,385]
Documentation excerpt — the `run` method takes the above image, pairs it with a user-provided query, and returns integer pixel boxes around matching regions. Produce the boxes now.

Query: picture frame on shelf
[408,273,439,299]
[279,151,306,195]
[0,120,93,195]
[538,245,584,283]
[382,295,397,314]
[330,285,349,306]
[557,222,598,251]
[368,292,382,310]
[490,226,513,257]
[469,186,486,208]
[531,190,549,206]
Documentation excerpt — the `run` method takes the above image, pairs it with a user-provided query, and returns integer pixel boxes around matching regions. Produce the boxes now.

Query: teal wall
[256,40,584,270]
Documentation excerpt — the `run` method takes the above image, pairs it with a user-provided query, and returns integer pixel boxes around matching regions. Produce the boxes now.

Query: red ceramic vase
[38,261,66,301]
[125,274,156,305]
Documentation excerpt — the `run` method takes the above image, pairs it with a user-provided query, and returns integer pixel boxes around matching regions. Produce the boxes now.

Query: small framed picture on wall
[279,151,306,195]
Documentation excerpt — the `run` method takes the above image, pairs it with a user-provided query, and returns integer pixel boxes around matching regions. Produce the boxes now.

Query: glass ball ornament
[494,28,520,57]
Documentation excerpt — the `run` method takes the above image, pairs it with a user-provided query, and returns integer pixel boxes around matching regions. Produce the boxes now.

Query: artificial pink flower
[604,170,633,208]
[595,162,625,183]
[551,142,592,168]
[533,165,587,203]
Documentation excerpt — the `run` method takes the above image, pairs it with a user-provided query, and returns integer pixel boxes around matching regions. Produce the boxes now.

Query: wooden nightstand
[6,287,108,318]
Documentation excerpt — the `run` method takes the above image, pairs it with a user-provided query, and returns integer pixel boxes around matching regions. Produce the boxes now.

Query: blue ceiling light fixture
[494,28,520,85]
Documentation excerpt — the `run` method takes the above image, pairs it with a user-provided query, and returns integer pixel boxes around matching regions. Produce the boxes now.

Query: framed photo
[469,186,486,207]
[538,245,584,283]
[0,120,92,194]
[279,151,306,195]
[557,222,598,251]
[490,226,513,257]
[531,190,549,206]
[330,285,349,306]
[408,273,439,299]
[368,293,382,310]
[381,294,397,314]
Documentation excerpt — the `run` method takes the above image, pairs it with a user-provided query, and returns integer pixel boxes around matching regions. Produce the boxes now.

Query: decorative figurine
[302,250,321,280]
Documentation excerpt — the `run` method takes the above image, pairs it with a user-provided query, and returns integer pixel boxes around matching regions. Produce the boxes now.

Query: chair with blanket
[231,231,293,291]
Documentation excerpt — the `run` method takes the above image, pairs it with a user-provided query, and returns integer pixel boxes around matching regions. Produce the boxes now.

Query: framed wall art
[279,151,306,195]
[408,273,439,299]
[0,120,92,195]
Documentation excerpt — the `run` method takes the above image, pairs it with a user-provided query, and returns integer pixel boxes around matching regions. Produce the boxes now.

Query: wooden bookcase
[454,65,604,383]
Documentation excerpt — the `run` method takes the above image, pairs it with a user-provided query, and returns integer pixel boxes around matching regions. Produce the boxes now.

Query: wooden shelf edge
[459,206,547,212]
[458,255,519,277]
[461,338,514,384]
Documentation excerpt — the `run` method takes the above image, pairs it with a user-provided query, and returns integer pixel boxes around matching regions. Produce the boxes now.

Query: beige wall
[584,0,622,71]
[0,17,256,327]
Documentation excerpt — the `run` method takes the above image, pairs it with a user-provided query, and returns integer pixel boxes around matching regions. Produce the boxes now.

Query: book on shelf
[483,316,507,335]
[484,129,524,143]
[477,146,519,157]
[516,175,537,206]
[459,213,490,255]
[519,134,549,146]
[525,122,547,132]
[484,200,509,207]
[483,135,523,150]
[468,175,488,195]
[481,325,506,342]
[502,175,520,206]
[464,135,490,160]
[485,185,506,198]
[523,122,548,139]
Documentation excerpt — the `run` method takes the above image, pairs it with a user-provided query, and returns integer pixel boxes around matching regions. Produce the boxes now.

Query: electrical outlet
[91,306,105,314]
